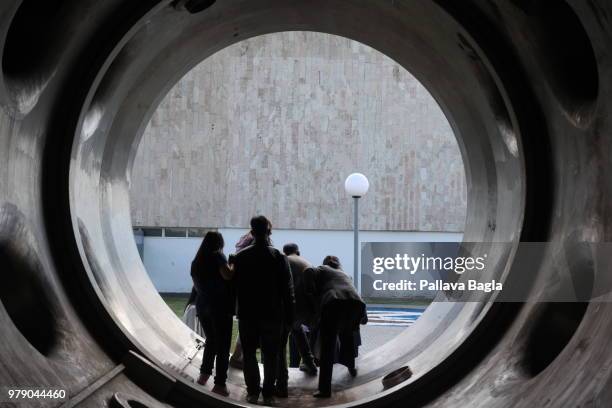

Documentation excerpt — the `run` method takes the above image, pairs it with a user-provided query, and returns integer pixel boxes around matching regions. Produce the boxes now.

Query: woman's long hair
[194,231,224,264]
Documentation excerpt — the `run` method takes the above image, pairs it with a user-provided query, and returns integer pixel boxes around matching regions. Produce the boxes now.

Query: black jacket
[304,264,366,328]
[191,251,235,316]
[233,242,295,324]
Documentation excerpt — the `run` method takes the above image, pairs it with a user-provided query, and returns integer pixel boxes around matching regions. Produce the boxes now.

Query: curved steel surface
[0,1,610,407]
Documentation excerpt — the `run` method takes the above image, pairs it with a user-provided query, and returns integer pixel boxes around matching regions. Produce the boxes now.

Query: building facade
[129,31,467,292]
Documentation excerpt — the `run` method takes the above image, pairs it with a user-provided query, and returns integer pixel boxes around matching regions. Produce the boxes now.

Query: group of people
[188,215,367,405]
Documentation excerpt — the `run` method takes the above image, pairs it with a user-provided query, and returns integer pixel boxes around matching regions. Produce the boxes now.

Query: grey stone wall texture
[130,31,467,232]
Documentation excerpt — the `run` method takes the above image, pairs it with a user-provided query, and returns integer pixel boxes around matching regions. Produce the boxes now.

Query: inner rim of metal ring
[68,1,526,406]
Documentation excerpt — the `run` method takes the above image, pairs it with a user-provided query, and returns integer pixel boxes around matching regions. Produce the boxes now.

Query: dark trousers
[318,302,358,394]
[199,310,233,386]
[239,319,283,398]
[289,331,301,368]
[279,324,316,385]
[276,327,290,388]
[287,324,315,368]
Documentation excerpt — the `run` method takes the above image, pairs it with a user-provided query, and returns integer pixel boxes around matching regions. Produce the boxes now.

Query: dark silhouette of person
[190,231,234,396]
[304,255,367,398]
[228,231,255,370]
[277,243,318,396]
[232,216,295,405]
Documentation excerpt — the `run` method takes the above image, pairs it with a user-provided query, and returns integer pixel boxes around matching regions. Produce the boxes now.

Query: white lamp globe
[344,173,370,197]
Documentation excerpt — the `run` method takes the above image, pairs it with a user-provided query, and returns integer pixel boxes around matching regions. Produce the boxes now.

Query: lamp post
[344,173,369,294]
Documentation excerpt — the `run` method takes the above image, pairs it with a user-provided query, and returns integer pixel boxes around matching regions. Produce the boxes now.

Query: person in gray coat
[304,256,367,398]
[274,243,318,397]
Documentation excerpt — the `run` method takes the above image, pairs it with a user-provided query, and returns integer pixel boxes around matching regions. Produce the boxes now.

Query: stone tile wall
[130,32,467,231]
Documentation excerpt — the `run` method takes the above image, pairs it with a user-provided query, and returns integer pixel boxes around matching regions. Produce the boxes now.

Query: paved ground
[359,306,425,354]
[163,294,426,356]
[359,325,406,355]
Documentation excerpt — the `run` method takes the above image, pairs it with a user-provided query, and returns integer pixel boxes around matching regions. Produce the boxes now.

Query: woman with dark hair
[191,231,234,396]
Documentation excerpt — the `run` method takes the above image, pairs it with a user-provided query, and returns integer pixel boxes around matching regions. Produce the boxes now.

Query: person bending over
[233,216,295,405]
[304,255,367,398]
[191,231,235,397]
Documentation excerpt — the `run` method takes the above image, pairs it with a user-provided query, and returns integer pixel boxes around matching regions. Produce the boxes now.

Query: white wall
[141,228,462,293]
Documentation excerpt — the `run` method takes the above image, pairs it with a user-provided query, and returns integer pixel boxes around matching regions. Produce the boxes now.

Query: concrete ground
[359,325,407,355]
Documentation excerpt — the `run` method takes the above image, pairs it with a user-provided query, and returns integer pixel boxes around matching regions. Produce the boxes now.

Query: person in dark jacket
[304,255,367,398]
[233,216,295,405]
[191,231,234,396]
[228,231,255,370]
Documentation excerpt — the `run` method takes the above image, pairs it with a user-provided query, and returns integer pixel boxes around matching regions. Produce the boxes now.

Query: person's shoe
[263,395,276,406]
[197,374,210,385]
[313,391,331,398]
[212,384,230,397]
[246,394,259,404]
[348,367,358,377]
[274,385,288,398]
[299,362,318,376]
